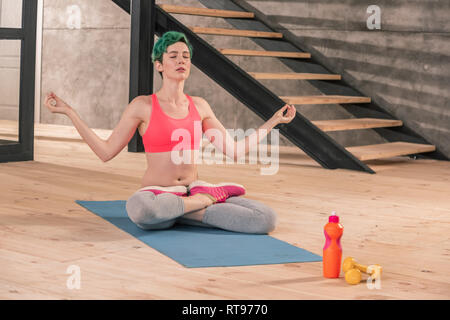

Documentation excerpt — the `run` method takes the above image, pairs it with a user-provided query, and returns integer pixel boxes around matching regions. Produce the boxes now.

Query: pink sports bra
[142,93,202,153]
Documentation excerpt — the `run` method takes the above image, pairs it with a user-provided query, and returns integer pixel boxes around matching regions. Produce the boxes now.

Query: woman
[45,31,296,234]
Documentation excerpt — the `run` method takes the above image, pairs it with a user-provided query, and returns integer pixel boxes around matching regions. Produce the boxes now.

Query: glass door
[0,0,37,162]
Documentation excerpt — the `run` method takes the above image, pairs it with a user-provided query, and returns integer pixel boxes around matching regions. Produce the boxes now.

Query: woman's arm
[196,97,296,161]
[44,92,144,162]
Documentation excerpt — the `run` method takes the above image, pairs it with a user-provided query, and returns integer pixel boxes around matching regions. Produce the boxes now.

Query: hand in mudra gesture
[44,92,72,115]
[273,104,296,124]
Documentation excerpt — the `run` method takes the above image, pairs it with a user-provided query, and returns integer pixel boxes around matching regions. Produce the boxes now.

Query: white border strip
[34,0,43,123]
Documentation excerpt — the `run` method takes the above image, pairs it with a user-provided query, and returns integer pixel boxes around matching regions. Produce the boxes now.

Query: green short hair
[152,31,193,63]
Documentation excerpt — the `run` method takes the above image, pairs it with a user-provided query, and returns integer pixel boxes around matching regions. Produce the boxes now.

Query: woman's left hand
[272,104,296,124]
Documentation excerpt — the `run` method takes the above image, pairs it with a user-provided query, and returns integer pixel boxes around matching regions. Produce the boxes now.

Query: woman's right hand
[44,92,72,115]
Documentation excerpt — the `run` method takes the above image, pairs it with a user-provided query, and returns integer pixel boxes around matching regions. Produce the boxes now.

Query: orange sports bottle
[323,211,344,278]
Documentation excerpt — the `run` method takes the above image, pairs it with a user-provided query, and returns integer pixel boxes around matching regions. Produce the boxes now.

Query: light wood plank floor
[0,123,449,300]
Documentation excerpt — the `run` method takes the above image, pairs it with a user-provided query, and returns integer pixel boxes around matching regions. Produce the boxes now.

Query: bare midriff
[141,150,200,188]
[138,95,203,188]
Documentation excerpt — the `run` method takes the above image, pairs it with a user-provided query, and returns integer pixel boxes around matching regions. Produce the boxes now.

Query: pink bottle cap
[329,211,339,223]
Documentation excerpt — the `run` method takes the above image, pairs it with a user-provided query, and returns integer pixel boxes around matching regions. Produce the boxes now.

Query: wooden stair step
[190,27,283,38]
[159,4,254,18]
[311,118,403,132]
[219,49,311,58]
[281,95,371,105]
[346,142,436,161]
[249,72,341,80]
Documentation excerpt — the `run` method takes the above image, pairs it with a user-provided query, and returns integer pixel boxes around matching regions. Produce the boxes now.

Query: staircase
[112,0,439,173]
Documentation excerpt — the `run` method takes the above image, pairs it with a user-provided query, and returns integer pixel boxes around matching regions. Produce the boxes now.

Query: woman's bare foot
[181,193,214,222]
[182,193,214,213]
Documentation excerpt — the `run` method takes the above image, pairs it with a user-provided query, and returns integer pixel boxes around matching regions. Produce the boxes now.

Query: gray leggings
[125,190,277,234]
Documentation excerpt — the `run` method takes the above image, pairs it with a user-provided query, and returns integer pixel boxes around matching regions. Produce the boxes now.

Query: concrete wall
[0,0,22,134]
[40,0,450,157]
[247,0,450,157]
[41,0,131,129]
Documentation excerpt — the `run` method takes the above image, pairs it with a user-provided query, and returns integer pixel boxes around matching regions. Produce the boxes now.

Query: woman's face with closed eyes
[155,41,191,81]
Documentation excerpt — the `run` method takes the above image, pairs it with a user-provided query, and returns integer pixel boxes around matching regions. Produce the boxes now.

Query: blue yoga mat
[75,200,322,268]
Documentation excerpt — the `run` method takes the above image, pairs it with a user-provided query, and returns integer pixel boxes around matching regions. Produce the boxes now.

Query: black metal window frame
[0,0,37,163]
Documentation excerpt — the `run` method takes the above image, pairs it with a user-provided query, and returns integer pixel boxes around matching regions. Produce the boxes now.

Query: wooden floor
[0,123,449,300]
